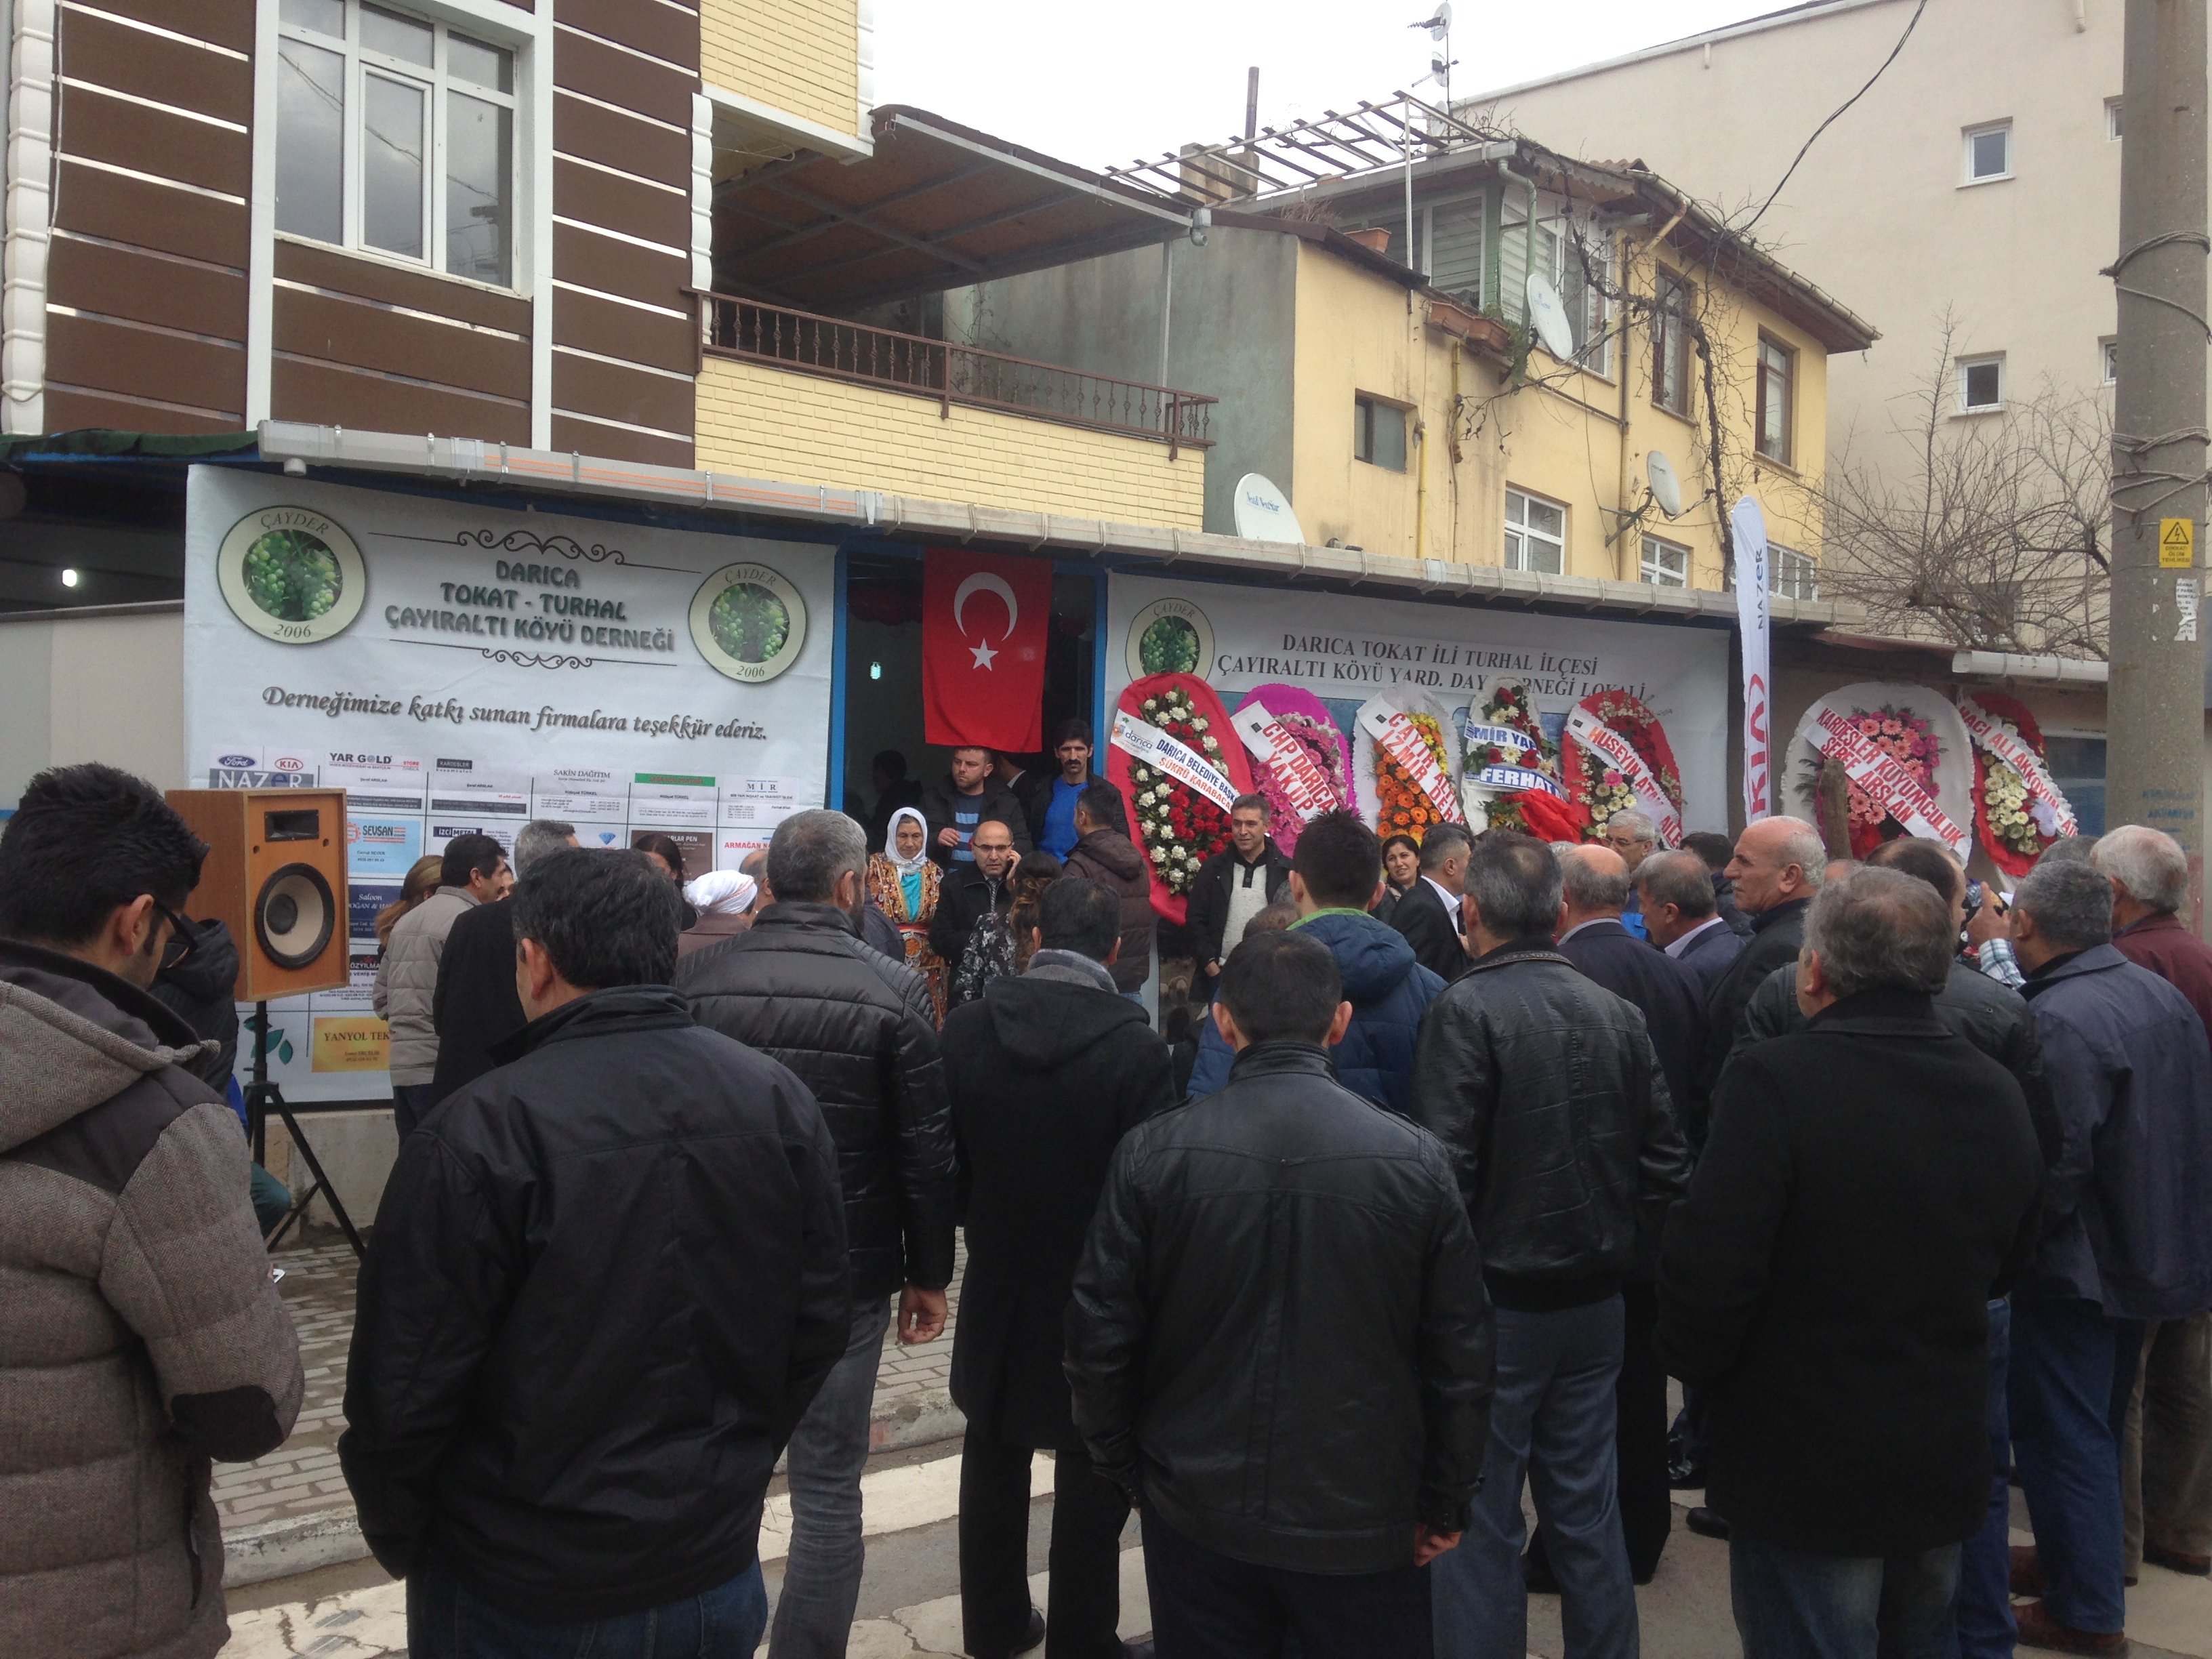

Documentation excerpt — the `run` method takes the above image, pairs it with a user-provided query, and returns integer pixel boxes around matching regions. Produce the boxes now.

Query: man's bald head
[1727,815,1826,915]
[1558,843,1633,932]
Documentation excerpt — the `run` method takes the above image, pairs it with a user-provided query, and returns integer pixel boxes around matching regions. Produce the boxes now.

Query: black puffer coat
[1410,940,1689,1306]
[678,903,958,1298]
[1067,1041,1494,1575]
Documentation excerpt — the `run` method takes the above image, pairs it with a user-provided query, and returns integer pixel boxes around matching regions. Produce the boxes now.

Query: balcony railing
[701,294,1216,455]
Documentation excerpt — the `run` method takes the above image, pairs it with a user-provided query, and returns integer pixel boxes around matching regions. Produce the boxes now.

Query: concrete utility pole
[2105,0,2209,922]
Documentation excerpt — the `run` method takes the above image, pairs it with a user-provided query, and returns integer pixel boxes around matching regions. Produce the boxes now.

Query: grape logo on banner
[1126,597,1216,681]
[689,562,808,683]
[218,508,368,644]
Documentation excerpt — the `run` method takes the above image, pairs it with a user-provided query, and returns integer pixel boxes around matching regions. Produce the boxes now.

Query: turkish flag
[921,548,1053,752]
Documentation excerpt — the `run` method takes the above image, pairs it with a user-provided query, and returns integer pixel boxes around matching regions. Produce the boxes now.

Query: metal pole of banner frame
[247,1001,365,1257]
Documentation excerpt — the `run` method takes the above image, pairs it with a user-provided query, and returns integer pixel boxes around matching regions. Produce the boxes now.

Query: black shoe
[1013,1606,1046,1656]
[1523,1542,1563,1595]
[1685,1507,1731,1541]
[1667,1456,1708,1490]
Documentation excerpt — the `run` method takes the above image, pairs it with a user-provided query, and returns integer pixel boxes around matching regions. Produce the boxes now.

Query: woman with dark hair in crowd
[1376,832,1422,922]
[632,833,698,928]
[951,851,1063,1006]
[374,855,447,949]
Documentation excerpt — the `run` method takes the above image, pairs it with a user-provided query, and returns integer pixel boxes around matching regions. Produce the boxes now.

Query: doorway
[838,547,1099,847]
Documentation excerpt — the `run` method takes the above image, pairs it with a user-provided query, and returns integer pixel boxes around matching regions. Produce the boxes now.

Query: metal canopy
[712,106,1193,312]
[1105,91,1495,203]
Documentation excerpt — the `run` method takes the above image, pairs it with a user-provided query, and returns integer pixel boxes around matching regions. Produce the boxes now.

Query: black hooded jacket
[941,956,1176,1446]
[149,917,242,1090]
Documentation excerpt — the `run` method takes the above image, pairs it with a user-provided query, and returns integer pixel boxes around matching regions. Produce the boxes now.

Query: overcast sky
[874,1,1778,173]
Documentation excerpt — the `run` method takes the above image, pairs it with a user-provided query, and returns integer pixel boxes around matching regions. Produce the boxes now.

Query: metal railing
[701,294,1216,455]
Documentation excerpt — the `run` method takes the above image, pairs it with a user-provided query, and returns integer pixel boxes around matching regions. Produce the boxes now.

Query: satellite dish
[1233,472,1307,544]
[1645,451,1684,518]
[1525,273,1576,361]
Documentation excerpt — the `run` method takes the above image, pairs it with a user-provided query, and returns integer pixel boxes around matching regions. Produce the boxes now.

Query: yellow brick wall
[701,0,862,139]
[696,358,1208,528]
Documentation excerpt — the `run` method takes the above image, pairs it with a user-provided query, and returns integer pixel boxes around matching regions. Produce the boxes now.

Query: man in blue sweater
[1190,810,1442,1112]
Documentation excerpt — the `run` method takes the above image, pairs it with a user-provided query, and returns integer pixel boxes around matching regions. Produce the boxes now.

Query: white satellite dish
[1233,472,1307,544]
[1525,272,1576,361]
[1646,451,1684,519]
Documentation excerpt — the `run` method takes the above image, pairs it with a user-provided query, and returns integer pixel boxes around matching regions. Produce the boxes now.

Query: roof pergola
[712,106,1195,311]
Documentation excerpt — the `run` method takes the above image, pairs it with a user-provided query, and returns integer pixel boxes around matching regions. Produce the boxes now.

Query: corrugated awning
[712,106,1193,312]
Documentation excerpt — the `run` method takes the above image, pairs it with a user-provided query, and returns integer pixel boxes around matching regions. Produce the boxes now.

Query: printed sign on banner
[1730,499,1773,826]
[184,467,834,1099]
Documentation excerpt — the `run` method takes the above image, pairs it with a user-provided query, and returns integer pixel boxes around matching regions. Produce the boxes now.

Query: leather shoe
[1685,1506,1730,1540]
[1667,1457,1708,1490]
[2012,1599,2128,1653]
[2145,1542,2212,1576]
[970,1606,1045,1659]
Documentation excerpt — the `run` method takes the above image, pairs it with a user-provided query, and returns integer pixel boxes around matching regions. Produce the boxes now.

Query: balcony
[696,295,1214,529]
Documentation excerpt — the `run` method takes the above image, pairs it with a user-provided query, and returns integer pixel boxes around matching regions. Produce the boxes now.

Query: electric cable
[1739,0,1929,237]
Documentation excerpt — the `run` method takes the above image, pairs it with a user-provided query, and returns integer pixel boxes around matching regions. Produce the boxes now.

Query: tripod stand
[246,1001,365,1257]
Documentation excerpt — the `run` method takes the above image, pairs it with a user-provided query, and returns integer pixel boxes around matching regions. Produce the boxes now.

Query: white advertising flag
[1731,498,1773,825]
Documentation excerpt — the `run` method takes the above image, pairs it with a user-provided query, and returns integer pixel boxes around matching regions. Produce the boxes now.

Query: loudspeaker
[165,789,351,1000]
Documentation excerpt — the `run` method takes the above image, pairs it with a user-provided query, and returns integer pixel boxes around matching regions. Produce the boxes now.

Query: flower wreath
[1961,692,2076,877]
[1105,671,1256,924]
[1233,684,1353,855]
[1786,682,1975,860]
[1462,681,1572,834]
[1353,691,1461,845]
[1559,691,1684,840]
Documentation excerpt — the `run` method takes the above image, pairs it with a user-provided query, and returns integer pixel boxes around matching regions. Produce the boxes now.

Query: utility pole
[2105,0,2209,925]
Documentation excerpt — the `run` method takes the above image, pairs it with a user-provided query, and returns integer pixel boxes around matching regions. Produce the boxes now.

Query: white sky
[873,1,1782,173]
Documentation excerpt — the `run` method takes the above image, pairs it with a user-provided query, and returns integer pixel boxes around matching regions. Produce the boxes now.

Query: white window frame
[1962,120,2013,185]
[1650,268,1691,418]
[2106,98,2124,141]
[274,0,522,289]
[1504,486,1568,575]
[1533,216,1612,378]
[1958,352,2007,414]
[1771,546,1818,601]
[1640,534,1689,588]
[2102,337,2118,386]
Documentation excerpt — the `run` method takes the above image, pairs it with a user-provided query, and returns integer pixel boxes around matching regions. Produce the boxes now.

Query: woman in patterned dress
[865,806,948,1023]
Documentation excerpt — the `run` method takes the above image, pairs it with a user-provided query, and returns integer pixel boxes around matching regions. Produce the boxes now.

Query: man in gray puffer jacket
[372,831,508,1136]
[0,764,304,1659]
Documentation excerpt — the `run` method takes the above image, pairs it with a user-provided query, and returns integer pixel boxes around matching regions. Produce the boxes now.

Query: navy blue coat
[1559,919,1704,1122]
[2019,944,2212,1319]
[1190,909,1444,1115]
[1673,918,1747,1001]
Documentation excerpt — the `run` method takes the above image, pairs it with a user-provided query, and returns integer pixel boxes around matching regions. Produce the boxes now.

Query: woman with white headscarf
[865,806,947,1023]
[676,868,758,958]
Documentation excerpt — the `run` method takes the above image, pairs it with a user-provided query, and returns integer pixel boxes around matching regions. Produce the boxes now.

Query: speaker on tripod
[165,789,363,1254]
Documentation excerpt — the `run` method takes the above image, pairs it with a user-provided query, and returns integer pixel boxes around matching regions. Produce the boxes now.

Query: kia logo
[273,757,305,771]
[218,754,256,766]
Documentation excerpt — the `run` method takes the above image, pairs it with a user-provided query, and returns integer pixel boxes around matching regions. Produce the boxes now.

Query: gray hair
[2037,835,2100,869]
[2093,825,2186,914]
[1606,808,1658,844]
[1767,819,1830,893]
[513,819,577,880]
[766,809,867,905]
[1561,849,1631,914]
[1803,866,1952,998]
[2013,859,2116,951]
[1637,848,1717,919]
[1418,821,1475,874]
[1464,830,1563,939]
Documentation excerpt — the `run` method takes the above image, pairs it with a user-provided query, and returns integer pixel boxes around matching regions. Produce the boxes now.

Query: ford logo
[218,754,257,767]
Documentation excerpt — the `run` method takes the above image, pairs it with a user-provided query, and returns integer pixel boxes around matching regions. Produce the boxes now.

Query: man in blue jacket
[1192,810,1443,1112]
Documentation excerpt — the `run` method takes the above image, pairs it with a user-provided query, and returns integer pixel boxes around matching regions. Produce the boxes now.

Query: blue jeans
[1731,1533,1959,1659]
[1434,1296,1636,1659]
[769,1297,892,1659]
[407,1554,767,1658]
[2008,1296,2146,1635]
[1950,1300,2014,1659]
[392,1082,438,1139]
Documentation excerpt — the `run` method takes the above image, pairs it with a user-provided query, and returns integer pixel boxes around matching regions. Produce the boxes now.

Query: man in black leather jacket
[677,811,958,1658]
[1067,929,1494,1658]
[342,849,849,1656]
[1410,831,1688,1659]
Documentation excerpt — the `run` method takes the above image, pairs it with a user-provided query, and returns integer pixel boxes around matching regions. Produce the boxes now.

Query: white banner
[184,468,834,1099]
[1956,698,2079,838]
[1732,497,1773,825]
[1231,705,1340,821]
[1110,710,1239,812]
[1105,573,1730,830]
[1563,705,1685,844]
[1475,765,1565,797]
[1357,703,1467,824]
[1811,708,1969,853]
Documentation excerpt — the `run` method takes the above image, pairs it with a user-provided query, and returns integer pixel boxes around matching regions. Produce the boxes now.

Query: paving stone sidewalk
[220,1236,966,1579]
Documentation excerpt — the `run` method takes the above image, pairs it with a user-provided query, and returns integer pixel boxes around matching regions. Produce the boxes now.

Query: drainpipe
[1414,417,1429,561]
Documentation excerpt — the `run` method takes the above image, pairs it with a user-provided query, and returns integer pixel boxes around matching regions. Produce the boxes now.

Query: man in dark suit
[428,818,577,1107]
[1636,849,1746,1001]
[941,878,1178,1659]
[1390,821,1473,985]
[1541,844,1704,1590]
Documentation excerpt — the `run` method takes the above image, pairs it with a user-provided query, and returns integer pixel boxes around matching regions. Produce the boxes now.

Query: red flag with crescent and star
[921,548,1053,752]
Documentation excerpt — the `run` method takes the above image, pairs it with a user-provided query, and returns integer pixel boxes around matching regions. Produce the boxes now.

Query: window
[1755,334,1795,465]
[2045,734,2107,836]
[2102,337,2118,386]
[1651,270,1691,417]
[2106,98,2124,141]
[276,0,518,286]
[1771,546,1818,600]
[1504,487,1567,574]
[1963,121,2013,184]
[1640,535,1689,588]
[1538,219,1612,375]
[1427,198,1486,308]
[1959,353,2006,413]
[1353,395,1408,470]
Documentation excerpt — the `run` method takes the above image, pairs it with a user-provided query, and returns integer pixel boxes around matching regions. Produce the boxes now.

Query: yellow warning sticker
[2160,518,2196,569]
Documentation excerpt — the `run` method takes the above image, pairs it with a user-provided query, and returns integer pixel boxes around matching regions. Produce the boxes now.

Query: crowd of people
[4,756,2212,1659]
